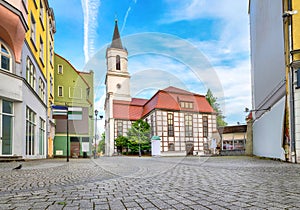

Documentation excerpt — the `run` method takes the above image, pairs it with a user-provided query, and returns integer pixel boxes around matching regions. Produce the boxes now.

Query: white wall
[250,0,286,111]
[253,97,285,160]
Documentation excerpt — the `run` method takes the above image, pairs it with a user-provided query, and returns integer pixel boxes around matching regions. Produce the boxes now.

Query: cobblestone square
[1,156,300,209]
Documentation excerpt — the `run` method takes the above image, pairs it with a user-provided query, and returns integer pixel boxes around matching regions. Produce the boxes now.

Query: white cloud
[121,0,138,33]
[81,0,101,64]
[162,0,251,124]
[121,7,131,33]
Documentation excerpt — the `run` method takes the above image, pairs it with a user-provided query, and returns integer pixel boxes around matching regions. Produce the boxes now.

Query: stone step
[0,156,25,162]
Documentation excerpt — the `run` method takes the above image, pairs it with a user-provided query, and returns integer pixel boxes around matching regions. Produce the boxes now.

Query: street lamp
[93,109,103,159]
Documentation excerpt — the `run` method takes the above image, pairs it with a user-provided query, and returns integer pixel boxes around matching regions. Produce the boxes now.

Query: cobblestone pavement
[1,156,300,209]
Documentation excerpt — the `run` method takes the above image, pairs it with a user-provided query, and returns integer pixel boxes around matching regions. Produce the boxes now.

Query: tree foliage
[97,132,105,153]
[206,89,227,127]
[127,119,150,144]
[115,135,128,148]
[127,119,151,156]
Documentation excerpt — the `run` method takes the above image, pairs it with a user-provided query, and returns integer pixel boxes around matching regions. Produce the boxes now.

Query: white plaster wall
[0,73,22,101]
[294,89,300,161]
[22,83,47,159]
[253,97,285,160]
[249,0,286,110]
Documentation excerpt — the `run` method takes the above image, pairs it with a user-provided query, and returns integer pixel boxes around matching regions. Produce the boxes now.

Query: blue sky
[50,0,251,130]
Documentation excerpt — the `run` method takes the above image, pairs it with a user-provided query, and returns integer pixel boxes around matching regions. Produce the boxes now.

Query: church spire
[111,20,123,49]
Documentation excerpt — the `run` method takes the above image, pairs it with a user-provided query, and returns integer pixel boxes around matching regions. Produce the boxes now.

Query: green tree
[97,132,105,154]
[206,89,227,127]
[115,135,129,154]
[127,119,150,157]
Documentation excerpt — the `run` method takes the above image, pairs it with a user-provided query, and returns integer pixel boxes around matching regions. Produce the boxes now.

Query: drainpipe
[287,0,297,163]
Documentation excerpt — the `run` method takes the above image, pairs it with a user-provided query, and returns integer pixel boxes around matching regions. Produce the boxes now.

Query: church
[104,21,217,156]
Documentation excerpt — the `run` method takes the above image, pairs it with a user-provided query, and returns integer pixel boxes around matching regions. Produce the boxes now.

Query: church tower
[105,20,131,101]
[105,20,131,156]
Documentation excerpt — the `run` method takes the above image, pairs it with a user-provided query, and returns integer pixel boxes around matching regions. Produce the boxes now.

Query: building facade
[249,0,287,160]
[105,21,217,156]
[249,0,300,163]
[0,0,55,159]
[218,125,247,152]
[53,54,94,158]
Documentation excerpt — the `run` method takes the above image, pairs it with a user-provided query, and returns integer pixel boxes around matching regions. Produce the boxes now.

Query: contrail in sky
[121,0,137,33]
[81,0,100,64]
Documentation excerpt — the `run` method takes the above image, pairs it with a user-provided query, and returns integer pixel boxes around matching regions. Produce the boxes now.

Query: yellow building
[25,0,56,157]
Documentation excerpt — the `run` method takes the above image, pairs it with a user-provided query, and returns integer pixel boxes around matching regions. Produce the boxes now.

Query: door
[70,137,80,157]
[1,100,13,155]
[186,143,194,156]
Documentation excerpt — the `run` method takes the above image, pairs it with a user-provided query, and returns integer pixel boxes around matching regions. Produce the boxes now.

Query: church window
[167,113,174,136]
[203,116,208,137]
[117,121,123,137]
[116,55,121,70]
[185,114,193,137]
[180,101,193,109]
[151,115,154,136]
[168,143,175,151]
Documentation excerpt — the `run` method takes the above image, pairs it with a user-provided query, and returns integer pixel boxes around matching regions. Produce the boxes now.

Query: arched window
[116,55,121,70]
[0,42,12,72]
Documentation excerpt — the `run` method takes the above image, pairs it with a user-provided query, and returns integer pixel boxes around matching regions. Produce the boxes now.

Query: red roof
[113,86,215,120]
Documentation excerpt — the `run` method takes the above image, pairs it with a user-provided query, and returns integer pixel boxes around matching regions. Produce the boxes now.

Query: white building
[249,0,287,160]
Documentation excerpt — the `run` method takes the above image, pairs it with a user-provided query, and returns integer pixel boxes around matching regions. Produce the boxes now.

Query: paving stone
[0,157,300,209]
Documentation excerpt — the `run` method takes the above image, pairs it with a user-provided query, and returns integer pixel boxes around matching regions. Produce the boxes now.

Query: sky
[49,0,251,133]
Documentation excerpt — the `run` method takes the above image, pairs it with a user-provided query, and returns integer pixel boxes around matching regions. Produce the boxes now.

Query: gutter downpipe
[287,0,297,163]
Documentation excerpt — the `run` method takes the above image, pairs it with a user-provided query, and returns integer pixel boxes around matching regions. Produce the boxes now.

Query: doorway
[0,100,13,155]
[70,137,80,157]
[186,142,194,156]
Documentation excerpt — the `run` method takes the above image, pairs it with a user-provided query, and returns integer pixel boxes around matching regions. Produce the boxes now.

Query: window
[26,107,36,155]
[167,113,174,136]
[151,115,154,136]
[117,121,123,137]
[58,86,63,97]
[49,42,53,65]
[38,78,45,102]
[180,101,193,109]
[50,73,53,96]
[22,0,28,13]
[1,100,13,155]
[0,42,12,72]
[39,1,44,27]
[116,55,121,70]
[168,143,175,151]
[296,69,300,89]
[39,37,44,63]
[58,65,63,74]
[185,114,193,137]
[86,88,90,99]
[203,116,208,138]
[39,118,45,155]
[33,0,37,8]
[82,137,90,142]
[30,13,36,46]
[26,57,36,89]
